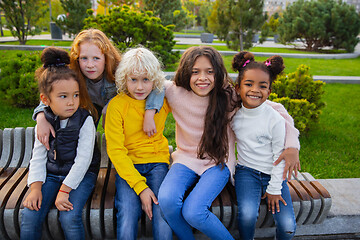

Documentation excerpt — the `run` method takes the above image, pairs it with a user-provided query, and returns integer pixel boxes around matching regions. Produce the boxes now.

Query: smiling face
[78,42,106,82]
[41,78,80,120]
[126,73,154,100]
[236,69,271,109]
[189,56,215,97]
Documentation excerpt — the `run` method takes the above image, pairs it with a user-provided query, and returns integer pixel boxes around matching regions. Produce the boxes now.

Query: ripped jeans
[235,165,296,240]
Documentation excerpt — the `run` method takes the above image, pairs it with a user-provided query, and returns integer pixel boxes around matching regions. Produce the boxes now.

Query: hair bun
[265,55,284,76]
[232,51,255,72]
[41,47,70,68]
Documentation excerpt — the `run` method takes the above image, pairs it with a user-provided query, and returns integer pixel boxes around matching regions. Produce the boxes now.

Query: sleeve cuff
[133,181,148,195]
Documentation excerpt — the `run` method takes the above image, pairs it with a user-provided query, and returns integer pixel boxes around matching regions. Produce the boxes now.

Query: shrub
[83,6,180,67]
[278,0,360,52]
[0,52,41,108]
[269,64,326,133]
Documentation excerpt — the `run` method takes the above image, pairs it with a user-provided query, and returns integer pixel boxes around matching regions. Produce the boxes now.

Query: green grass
[298,83,360,179]
[1,40,359,76]
[1,48,360,76]
[175,31,202,35]
[175,44,325,54]
[0,30,14,37]
[0,30,50,37]
[0,103,35,129]
[221,55,360,76]
[168,54,360,76]
[0,39,72,46]
[0,84,358,179]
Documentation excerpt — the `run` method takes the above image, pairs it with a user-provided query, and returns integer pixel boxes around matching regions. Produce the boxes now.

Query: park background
[0,0,359,180]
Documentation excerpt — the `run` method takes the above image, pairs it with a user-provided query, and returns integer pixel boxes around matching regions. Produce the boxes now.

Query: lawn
[1,39,360,76]
[0,83,358,179]
[298,83,360,179]
[0,39,72,46]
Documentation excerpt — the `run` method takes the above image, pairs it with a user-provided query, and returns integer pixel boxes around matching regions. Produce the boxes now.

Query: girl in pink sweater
[158,46,300,240]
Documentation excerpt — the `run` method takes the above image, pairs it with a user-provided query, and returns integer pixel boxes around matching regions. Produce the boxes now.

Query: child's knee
[59,210,82,228]
[182,202,207,227]
[278,221,296,235]
[158,188,179,211]
[237,205,258,226]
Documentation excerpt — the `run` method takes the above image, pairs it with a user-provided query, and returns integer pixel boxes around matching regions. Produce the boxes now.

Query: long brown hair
[174,46,235,165]
[36,47,98,121]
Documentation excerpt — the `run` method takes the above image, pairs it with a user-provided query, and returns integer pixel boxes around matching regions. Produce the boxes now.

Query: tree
[84,6,180,67]
[278,0,360,52]
[198,0,213,32]
[142,0,188,31]
[55,0,91,37]
[36,0,65,31]
[182,0,201,28]
[208,0,267,51]
[0,0,45,44]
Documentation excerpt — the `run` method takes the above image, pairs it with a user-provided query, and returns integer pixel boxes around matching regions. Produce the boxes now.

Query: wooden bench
[0,127,332,239]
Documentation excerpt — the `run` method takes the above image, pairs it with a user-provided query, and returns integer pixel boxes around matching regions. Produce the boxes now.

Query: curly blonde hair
[115,47,165,94]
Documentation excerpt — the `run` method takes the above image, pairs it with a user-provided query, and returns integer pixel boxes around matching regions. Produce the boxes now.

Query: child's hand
[139,188,158,220]
[143,109,157,137]
[262,192,287,214]
[23,188,42,211]
[55,191,73,211]
[274,147,300,180]
[36,112,55,150]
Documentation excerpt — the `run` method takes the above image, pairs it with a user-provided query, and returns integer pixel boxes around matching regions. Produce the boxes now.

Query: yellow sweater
[105,93,170,195]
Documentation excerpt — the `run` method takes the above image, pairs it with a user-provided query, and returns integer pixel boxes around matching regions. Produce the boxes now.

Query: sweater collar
[121,93,146,105]
[241,102,266,116]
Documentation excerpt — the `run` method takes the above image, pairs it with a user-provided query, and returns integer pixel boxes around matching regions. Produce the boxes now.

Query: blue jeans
[115,163,172,240]
[20,172,97,240]
[234,165,296,240]
[158,163,234,240]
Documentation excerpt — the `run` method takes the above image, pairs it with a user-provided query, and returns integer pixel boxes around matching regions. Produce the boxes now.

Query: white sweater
[27,116,95,190]
[231,102,285,195]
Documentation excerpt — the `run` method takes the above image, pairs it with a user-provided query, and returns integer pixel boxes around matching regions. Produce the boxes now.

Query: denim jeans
[234,165,296,240]
[20,172,97,240]
[114,163,172,240]
[158,163,234,240]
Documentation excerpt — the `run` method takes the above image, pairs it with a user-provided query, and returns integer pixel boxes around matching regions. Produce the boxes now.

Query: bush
[269,64,326,133]
[0,52,41,108]
[278,0,360,52]
[83,6,180,67]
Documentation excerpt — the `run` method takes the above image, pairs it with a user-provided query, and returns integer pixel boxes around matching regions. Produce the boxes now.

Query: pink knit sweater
[164,80,300,178]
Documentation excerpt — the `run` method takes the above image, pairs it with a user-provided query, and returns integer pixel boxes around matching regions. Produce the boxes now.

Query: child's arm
[33,102,55,150]
[24,125,48,211]
[143,109,157,137]
[105,100,148,195]
[143,88,165,137]
[264,116,287,213]
[55,184,74,212]
[62,116,96,190]
[23,181,43,211]
[27,126,48,187]
[266,100,300,180]
[139,188,159,220]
